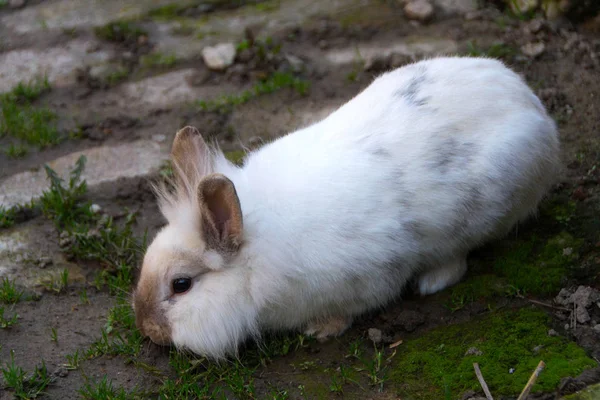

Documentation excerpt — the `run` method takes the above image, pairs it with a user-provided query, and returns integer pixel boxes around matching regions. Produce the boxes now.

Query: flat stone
[202,43,236,71]
[0,227,85,289]
[0,0,176,34]
[0,140,166,209]
[404,0,435,22]
[324,37,458,66]
[0,39,112,93]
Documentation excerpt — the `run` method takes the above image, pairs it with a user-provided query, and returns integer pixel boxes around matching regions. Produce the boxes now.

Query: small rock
[368,328,383,344]
[53,366,68,378]
[593,324,600,334]
[89,204,102,214]
[284,54,304,72]
[555,287,573,306]
[572,286,600,309]
[526,19,544,34]
[8,0,26,9]
[576,305,591,324]
[404,0,435,22]
[563,247,573,256]
[202,43,236,71]
[58,232,72,248]
[36,257,53,269]
[565,323,571,330]
[464,347,483,356]
[152,134,167,143]
[533,345,544,354]
[521,42,546,58]
[509,367,515,374]
[548,328,559,336]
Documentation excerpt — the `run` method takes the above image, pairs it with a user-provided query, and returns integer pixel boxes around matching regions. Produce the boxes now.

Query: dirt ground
[1,0,599,399]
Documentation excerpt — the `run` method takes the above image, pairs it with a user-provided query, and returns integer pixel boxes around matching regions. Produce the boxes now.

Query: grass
[0,77,62,155]
[0,205,17,228]
[1,350,53,399]
[94,21,147,44]
[197,71,309,113]
[79,376,137,399]
[389,307,596,399]
[140,52,178,68]
[0,306,19,328]
[466,41,518,60]
[0,277,24,304]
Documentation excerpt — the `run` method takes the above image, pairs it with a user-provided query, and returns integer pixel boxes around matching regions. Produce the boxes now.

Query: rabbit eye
[172,278,192,294]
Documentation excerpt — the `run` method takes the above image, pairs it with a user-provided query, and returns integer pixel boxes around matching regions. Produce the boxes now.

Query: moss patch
[390,307,596,400]
[492,231,583,296]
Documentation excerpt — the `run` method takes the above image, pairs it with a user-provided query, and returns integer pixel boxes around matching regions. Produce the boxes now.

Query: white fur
[143,56,561,359]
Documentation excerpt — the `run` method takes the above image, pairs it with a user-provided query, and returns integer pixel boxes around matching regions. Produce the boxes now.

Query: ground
[0,0,599,399]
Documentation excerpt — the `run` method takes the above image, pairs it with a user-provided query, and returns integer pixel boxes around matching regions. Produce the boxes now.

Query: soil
[1,1,599,399]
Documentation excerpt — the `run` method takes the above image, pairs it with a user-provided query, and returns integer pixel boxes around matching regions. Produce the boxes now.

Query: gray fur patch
[396,66,430,107]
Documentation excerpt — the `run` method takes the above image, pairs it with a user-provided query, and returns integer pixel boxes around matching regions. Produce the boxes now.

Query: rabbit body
[134,57,561,358]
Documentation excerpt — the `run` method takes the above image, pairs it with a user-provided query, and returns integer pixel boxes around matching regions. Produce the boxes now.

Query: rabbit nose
[142,320,171,346]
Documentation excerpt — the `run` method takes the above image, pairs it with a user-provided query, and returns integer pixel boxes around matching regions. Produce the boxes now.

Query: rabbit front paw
[304,316,353,342]
[417,257,468,296]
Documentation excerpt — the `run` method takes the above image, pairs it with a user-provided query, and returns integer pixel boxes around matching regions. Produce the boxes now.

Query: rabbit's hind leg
[417,256,468,296]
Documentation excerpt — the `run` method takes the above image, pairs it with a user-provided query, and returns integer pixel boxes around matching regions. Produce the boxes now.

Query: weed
[0,205,17,228]
[329,374,343,393]
[64,350,81,370]
[0,277,24,304]
[198,72,309,113]
[0,306,18,328]
[140,52,178,68]
[79,288,90,305]
[50,327,58,342]
[79,376,132,400]
[41,269,69,294]
[94,21,147,44]
[1,350,53,399]
[5,142,28,158]
[0,77,61,150]
[40,155,92,229]
[104,67,130,86]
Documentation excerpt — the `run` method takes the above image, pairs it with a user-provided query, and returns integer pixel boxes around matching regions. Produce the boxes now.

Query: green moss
[390,307,596,400]
[447,274,508,311]
[492,232,583,295]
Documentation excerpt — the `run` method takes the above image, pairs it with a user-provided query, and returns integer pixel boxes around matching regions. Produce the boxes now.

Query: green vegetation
[0,77,61,156]
[41,269,70,294]
[140,52,178,68]
[390,307,596,400]
[0,205,17,228]
[466,41,518,60]
[0,306,18,328]
[79,376,137,400]
[197,72,309,113]
[1,351,53,399]
[0,277,24,304]
[94,21,147,43]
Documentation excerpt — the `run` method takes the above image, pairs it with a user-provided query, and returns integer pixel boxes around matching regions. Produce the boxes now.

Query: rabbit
[132,56,561,359]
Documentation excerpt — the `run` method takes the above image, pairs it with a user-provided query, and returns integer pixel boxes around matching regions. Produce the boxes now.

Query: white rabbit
[132,56,561,359]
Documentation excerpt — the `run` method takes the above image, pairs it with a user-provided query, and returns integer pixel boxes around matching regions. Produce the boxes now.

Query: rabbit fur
[133,56,561,359]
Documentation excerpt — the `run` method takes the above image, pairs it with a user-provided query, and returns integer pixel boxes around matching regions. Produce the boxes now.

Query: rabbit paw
[304,316,352,342]
[417,257,468,296]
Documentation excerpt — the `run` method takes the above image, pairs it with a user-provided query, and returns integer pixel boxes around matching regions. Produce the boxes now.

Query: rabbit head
[132,126,256,359]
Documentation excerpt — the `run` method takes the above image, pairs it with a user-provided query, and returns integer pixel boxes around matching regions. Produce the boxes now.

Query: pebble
[202,43,236,71]
[53,366,68,378]
[404,0,434,22]
[548,328,559,336]
[36,257,53,269]
[509,367,515,374]
[368,328,383,344]
[593,324,600,334]
[521,42,546,58]
[464,347,483,356]
[532,345,544,354]
[90,204,102,214]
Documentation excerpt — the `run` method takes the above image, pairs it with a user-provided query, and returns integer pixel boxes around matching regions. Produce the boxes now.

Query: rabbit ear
[171,126,214,193]
[198,174,244,254]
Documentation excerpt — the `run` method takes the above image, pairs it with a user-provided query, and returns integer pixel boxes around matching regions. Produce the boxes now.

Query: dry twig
[473,363,494,400]
[517,360,546,400]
